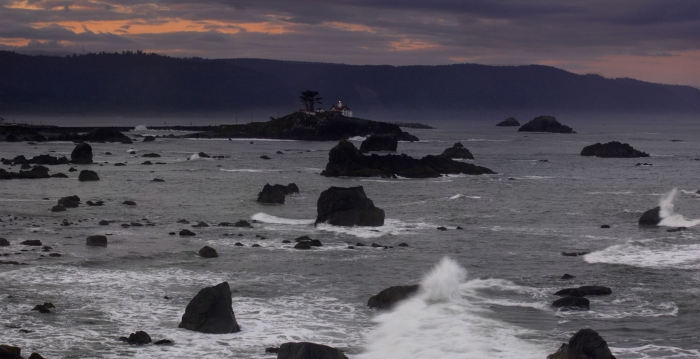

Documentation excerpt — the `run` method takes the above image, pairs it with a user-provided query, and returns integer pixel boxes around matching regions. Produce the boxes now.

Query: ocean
[1,116,699,358]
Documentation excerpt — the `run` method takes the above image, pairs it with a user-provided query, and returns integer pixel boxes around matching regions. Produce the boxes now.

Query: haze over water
[1,115,700,358]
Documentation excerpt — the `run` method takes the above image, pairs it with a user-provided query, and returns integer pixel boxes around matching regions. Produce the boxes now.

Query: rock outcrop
[321,140,494,178]
[638,206,661,226]
[71,143,93,164]
[199,246,218,258]
[78,170,99,181]
[554,286,612,297]
[547,328,616,359]
[0,238,9,246]
[257,183,300,204]
[439,142,474,159]
[0,166,51,180]
[178,282,241,334]
[496,117,520,126]
[360,134,398,152]
[367,284,420,309]
[518,116,575,133]
[581,142,649,158]
[277,342,348,359]
[86,235,107,247]
[84,128,133,144]
[315,186,385,226]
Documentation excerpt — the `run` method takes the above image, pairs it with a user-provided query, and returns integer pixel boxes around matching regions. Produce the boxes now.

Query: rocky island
[581,141,649,158]
[518,116,575,133]
[496,117,520,126]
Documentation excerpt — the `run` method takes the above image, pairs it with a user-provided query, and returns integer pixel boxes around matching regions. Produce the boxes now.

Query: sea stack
[315,186,385,226]
[71,143,93,164]
[178,282,240,334]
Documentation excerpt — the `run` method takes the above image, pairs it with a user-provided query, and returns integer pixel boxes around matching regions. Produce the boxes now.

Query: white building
[328,100,353,117]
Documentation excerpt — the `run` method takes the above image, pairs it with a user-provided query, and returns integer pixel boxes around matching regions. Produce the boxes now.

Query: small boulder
[123,201,136,206]
[600,225,610,229]
[0,238,9,246]
[277,342,348,359]
[199,246,218,258]
[561,274,575,280]
[179,229,196,236]
[143,136,155,142]
[71,143,93,164]
[51,205,66,212]
[192,221,209,228]
[99,220,110,226]
[20,240,42,246]
[367,284,420,309]
[126,331,152,345]
[234,220,253,228]
[552,296,590,310]
[562,251,589,256]
[58,195,80,208]
[178,282,241,334]
[667,227,687,233]
[547,328,616,359]
[86,235,107,247]
[153,339,172,345]
[78,170,99,181]
[554,286,612,297]
[294,242,312,250]
[260,155,271,160]
[141,153,161,158]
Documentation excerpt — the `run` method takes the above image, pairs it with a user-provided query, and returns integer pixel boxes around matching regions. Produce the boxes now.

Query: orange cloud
[0,38,32,46]
[390,38,441,51]
[322,21,375,33]
[31,19,291,35]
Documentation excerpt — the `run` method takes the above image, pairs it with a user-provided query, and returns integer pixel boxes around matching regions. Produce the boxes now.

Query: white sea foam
[251,213,315,225]
[127,148,136,154]
[448,194,481,200]
[681,189,700,197]
[220,169,283,173]
[357,258,547,359]
[132,125,148,131]
[611,344,700,358]
[348,136,367,141]
[658,188,700,227]
[585,242,700,269]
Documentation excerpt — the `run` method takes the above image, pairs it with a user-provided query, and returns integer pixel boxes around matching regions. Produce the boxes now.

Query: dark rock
[276,151,284,154]
[439,142,474,159]
[152,178,164,182]
[554,286,612,297]
[78,170,99,181]
[234,242,244,246]
[126,331,152,344]
[0,345,22,359]
[141,161,153,165]
[123,201,136,206]
[552,296,590,310]
[99,220,110,226]
[277,342,348,359]
[294,242,312,250]
[260,155,271,160]
[437,226,447,231]
[198,152,210,158]
[581,141,649,158]
[177,219,190,224]
[28,352,45,359]
[562,251,589,256]
[58,195,80,208]
[192,221,209,228]
[600,225,610,229]
[456,226,463,230]
[143,136,155,142]
[20,240,42,246]
[51,204,66,212]
[0,238,9,246]
[561,274,575,280]
[50,173,68,178]
[360,134,398,152]
[32,302,54,313]
[398,243,409,247]
[257,184,286,204]
[638,206,661,226]
[130,222,143,227]
[266,347,280,353]
[49,253,61,257]
[71,143,93,164]
[496,117,520,126]
[282,240,291,244]
[234,220,253,228]
[199,246,218,258]
[518,116,575,133]
[179,229,196,236]
[178,282,241,334]
[286,183,300,194]
[355,242,366,247]
[84,128,133,144]
[321,140,494,178]
[141,153,161,158]
[667,227,687,233]
[86,235,108,247]
[0,166,51,180]
[315,186,385,226]
[547,328,616,359]
[295,236,312,242]
[368,285,420,309]
[68,167,77,172]
[371,243,387,249]
[20,163,31,169]
[154,339,172,345]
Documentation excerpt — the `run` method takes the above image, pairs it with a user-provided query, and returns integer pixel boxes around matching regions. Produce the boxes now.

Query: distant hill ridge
[0,51,698,115]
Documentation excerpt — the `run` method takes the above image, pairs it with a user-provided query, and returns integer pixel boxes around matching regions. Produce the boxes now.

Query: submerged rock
[552,296,590,310]
[439,142,474,159]
[125,331,151,345]
[70,143,93,164]
[518,116,575,133]
[178,282,241,334]
[547,328,616,359]
[581,141,649,158]
[50,205,66,212]
[315,186,385,227]
[321,140,493,178]
[367,284,420,309]
[277,342,348,359]
[360,134,398,152]
[20,240,42,246]
[638,206,661,226]
[234,220,253,228]
[179,229,196,236]
[554,286,612,297]
[496,117,520,126]
[86,235,107,247]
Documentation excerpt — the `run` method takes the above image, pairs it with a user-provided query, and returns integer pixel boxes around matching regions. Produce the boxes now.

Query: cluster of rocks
[257,183,300,204]
[0,344,46,359]
[1,154,69,166]
[51,195,81,212]
[0,166,58,180]
[320,140,494,178]
[518,116,575,133]
[581,141,649,158]
[551,285,612,310]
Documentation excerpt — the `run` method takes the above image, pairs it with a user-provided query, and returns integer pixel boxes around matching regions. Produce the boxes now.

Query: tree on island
[299,90,323,111]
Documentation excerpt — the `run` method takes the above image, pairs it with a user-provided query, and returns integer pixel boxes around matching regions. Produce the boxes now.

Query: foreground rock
[638,206,661,226]
[321,140,494,178]
[547,328,616,359]
[184,112,418,141]
[71,143,93,164]
[0,238,9,246]
[78,170,99,181]
[316,186,385,226]
[178,282,241,334]
[554,286,612,297]
[0,345,22,359]
[581,141,649,158]
[360,134,398,152]
[199,246,218,258]
[86,235,108,247]
[367,284,420,309]
[439,142,474,159]
[496,117,520,126]
[518,116,575,133]
[277,342,348,359]
[257,183,299,204]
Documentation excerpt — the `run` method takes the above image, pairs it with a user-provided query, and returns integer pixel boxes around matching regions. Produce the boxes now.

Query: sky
[1,0,699,88]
